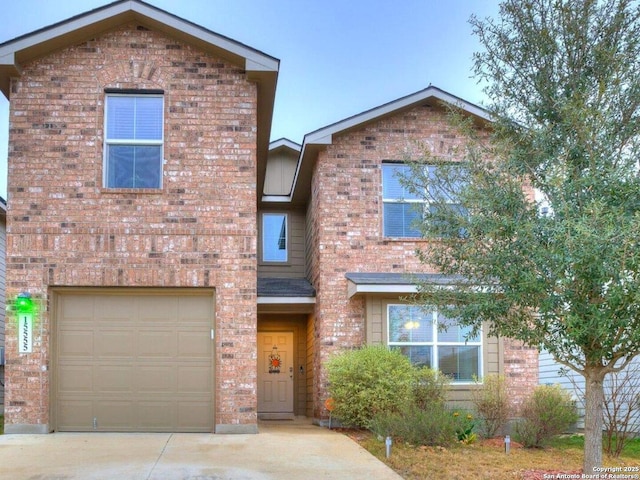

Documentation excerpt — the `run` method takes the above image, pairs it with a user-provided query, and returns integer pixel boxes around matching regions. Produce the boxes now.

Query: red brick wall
[503,339,539,411]
[5,23,258,430]
[307,102,537,419]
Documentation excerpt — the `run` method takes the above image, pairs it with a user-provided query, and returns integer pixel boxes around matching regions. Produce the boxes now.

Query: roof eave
[290,85,492,205]
[269,138,301,153]
[0,0,279,99]
[347,281,418,299]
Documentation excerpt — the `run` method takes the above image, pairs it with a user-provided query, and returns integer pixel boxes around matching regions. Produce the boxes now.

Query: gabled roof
[0,0,279,190]
[269,138,301,154]
[0,0,279,98]
[281,85,491,205]
[304,85,490,147]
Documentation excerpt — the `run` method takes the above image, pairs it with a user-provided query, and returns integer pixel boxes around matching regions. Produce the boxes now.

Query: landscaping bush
[326,345,414,428]
[515,384,578,447]
[412,366,450,409]
[471,374,510,438]
[371,403,460,447]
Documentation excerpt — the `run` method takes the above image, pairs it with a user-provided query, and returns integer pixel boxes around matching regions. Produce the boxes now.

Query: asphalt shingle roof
[257,277,316,297]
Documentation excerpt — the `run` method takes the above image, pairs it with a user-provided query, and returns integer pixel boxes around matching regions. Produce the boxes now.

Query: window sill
[100,188,164,195]
[382,236,427,242]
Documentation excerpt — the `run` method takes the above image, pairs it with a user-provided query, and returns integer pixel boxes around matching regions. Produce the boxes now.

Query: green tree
[407,0,640,473]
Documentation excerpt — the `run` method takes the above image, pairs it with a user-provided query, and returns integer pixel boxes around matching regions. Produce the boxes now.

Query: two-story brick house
[0,0,537,434]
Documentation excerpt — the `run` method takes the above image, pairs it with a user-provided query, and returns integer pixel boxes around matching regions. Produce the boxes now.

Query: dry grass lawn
[346,430,640,480]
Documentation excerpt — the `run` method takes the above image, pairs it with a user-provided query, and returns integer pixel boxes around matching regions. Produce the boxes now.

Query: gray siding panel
[539,350,640,432]
[258,208,307,278]
[263,150,298,196]
[539,350,585,427]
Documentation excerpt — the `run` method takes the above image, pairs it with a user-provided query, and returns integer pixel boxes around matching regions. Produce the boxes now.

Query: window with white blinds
[382,163,467,238]
[382,163,424,237]
[104,94,164,189]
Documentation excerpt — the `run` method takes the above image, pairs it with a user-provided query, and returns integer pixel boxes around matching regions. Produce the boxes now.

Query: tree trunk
[583,368,605,474]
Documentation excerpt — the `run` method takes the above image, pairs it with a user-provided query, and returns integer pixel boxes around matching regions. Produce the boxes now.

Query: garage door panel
[55,291,214,432]
[138,330,176,357]
[58,366,93,393]
[178,401,212,430]
[137,366,176,393]
[138,297,178,322]
[138,402,174,429]
[94,296,136,319]
[58,330,94,357]
[58,400,93,429]
[178,331,211,358]
[95,330,135,358]
[97,400,135,429]
[178,365,211,392]
[178,296,211,319]
[60,296,95,319]
[97,365,134,392]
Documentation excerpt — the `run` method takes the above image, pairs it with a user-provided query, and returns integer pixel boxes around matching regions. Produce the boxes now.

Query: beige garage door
[54,290,214,432]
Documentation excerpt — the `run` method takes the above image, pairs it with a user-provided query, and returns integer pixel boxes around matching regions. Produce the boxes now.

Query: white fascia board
[129,2,279,72]
[0,0,278,74]
[131,2,279,73]
[257,296,316,304]
[303,86,491,147]
[269,138,301,152]
[0,52,16,66]
[347,281,418,299]
[261,195,292,203]
[245,57,279,73]
[0,3,131,57]
[301,132,333,146]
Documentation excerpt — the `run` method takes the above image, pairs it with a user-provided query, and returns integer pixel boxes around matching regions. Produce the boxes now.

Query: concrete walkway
[0,419,402,480]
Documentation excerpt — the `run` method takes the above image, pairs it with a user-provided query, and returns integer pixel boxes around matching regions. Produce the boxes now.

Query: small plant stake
[505,435,511,455]
[385,436,392,458]
[324,398,335,429]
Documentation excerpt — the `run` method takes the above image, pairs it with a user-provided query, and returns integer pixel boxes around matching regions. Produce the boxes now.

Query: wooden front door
[257,332,294,419]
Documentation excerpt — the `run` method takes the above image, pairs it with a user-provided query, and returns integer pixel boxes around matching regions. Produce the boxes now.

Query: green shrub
[471,374,510,438]
[514,384,578,448]
[326,345,414,428]
[412,366,450,408]
[371,403,459,447]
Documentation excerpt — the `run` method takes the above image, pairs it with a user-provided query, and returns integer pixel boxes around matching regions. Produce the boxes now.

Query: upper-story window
[262,213,288,262]
[382,163,423,237]
[104,91,164,189]
[382,163,466,238]
[387,304,482,382]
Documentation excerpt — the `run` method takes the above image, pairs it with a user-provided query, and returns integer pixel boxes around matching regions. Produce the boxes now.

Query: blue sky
[0,0,500,200]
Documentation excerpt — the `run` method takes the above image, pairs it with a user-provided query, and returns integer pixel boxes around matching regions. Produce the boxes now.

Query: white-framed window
[104,92,164,189]
[262,213,288,262]
[382,163,423,237]
[382,162,466,238]
[387,304,482,382]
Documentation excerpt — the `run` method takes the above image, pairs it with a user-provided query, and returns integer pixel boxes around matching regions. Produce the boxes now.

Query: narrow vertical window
[104,92,164,189]
[263,213,288,262]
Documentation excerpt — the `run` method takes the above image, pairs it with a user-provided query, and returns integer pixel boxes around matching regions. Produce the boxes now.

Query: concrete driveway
[0,419,402,480]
